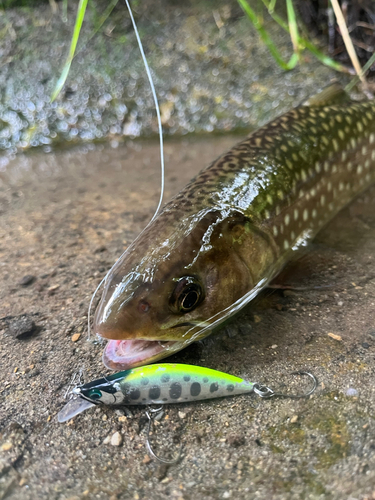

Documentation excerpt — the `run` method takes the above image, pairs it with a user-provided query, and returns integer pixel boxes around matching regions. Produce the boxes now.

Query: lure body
[92,85,375,370]
[58,364,254,422]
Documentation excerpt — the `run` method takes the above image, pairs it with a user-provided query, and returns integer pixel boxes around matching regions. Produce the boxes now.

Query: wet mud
[1,137,375,499]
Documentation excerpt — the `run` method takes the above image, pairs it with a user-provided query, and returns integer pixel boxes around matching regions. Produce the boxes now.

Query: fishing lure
[58,363,317,423]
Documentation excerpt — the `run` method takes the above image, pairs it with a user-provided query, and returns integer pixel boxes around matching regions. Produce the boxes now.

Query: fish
[57,363,256,422]
[93,83,375,370]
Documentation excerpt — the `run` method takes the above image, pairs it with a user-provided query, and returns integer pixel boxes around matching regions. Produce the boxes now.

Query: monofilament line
[125,0,165,222]
[87,0,165,339]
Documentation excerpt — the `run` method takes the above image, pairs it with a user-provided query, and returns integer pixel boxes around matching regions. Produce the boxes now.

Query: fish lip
[103,338,184,370]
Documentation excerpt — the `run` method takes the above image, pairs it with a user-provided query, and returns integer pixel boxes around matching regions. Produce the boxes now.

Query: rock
[8,315,38,340]
[226,434,245,448]
[71,333,81,342]
[18,275,36,286]
[110,432,123,447]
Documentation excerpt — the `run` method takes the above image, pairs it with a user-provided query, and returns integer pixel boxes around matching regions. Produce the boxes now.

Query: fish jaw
[103,339,188,370]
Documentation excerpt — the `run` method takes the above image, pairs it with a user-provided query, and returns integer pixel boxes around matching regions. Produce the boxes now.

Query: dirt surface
[1,137,375,500]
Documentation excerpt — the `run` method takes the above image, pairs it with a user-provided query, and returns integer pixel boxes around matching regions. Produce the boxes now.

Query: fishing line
[124,0,165,221]
[87,0,166,339]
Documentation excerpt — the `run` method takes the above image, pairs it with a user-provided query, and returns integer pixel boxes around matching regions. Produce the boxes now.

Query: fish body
[57,363,255,421]
[94,85,375,369]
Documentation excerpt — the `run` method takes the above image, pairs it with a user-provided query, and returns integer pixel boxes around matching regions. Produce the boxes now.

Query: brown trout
[93,84,375,370]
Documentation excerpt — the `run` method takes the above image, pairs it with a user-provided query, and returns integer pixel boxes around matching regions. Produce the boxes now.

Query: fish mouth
[103,339,186,370]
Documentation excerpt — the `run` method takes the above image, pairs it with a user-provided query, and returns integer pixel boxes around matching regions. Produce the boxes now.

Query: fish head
[94,207,276,369]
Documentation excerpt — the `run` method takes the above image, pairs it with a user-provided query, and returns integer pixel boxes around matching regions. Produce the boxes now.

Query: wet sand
[1,137,375,500]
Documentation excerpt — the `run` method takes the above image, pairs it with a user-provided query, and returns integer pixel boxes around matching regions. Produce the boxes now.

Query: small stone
[253,315,261,323]
[103,435,111,445]
[8,315,38,339]
[18,275,35,286]
[2,442,12,451]
[110,432,123,447]
[270,344,278,349]
[71,333,81,342]
[94,245,107,253]
[47,284,60,296]
[178,411,186,419]
[226,434,245,448]
[143,455,151,464]
[362,342,370,349]
[19,478,27,486]
[290,415,298,423]
[102,415,108,421]
[346,387,358,397]
[327,332,342,341]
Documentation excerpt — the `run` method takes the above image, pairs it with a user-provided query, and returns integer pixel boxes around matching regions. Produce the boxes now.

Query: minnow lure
[92,84,375,370]
[57,363,317,422]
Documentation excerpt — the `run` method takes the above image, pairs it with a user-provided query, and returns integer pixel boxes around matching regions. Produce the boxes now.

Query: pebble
[178,411,186,419]
[71,333,81,342]
[8,314,38,339]
[346,388,358,397]
[1,442,12,451]
[226,434,245,448]
[290,415,298,423]
[47,284,60,296]
[110,432,123,447]
[328,332,342,341]
[18,274,36,286]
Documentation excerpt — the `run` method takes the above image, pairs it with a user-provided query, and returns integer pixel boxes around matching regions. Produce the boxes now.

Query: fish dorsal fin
[301,82,350,107]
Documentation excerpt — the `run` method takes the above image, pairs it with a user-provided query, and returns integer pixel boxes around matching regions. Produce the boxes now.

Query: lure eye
[169,276,204,314]
[87,389,102,400]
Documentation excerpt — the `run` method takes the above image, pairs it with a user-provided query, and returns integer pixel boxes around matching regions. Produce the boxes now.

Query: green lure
[59,363,256,422]
[58,363,317,422]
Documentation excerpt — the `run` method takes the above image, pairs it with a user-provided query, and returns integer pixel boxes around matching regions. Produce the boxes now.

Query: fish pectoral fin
[301,82,350,107]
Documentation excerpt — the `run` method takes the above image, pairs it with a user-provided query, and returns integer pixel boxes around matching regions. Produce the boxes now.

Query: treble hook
[145,408,184,465]
[64,367,85,400]
[253,371,318,399]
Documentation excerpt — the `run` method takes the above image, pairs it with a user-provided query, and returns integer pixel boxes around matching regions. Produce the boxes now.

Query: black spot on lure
[92,84,375,369]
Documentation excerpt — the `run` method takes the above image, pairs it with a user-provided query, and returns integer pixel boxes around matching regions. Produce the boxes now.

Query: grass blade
[261,0,348,73]
[238,0,298,71]
[51,0,88,101]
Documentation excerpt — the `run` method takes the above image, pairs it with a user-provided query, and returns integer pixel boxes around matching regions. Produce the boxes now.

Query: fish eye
[88,389,102,400]
[169,276,204,314]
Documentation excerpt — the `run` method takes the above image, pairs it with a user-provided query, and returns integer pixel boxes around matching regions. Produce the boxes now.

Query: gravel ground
[0,136,375,500]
